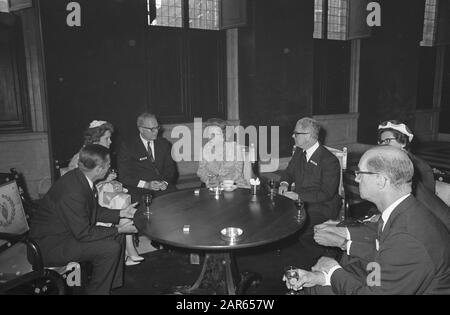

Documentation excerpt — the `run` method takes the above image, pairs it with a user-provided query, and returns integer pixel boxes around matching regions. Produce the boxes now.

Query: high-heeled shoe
[126,254,145,262]
[125,256,141,266]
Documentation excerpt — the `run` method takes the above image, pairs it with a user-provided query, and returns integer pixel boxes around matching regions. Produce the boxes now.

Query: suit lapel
[154,139,162,165]
[135,136,150,161]
[308,145,323,166]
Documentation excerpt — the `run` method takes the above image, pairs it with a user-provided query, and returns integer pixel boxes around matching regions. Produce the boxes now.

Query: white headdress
[89,120,107,129]
[378,121,414,142]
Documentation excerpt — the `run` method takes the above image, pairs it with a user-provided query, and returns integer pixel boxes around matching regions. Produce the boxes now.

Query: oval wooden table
[134,187,306,295]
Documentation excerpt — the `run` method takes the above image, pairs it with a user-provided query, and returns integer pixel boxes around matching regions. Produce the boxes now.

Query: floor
[112,236,304,295]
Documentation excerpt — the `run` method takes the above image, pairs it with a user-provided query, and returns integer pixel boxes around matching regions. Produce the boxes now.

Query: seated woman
[69,120,144,266]
[377,120,449,231]
[197,118,249,188]
[377,120,435,193]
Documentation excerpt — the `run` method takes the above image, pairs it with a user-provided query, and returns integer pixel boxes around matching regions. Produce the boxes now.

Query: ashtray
[220,227,243,243]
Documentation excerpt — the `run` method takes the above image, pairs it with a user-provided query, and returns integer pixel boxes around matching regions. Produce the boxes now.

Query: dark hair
[377,128,410,149]
[83,122,114,145]
[78,144,110,171]
[205,118,227,131]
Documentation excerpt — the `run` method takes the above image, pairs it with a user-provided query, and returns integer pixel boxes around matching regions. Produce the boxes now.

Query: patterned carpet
[112,238,305,295]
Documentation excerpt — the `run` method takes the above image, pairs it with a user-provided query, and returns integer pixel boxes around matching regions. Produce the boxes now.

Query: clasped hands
[145,180,168,191]
[278,183,299,200]
[313,220,348,248]
[282,257,340,291]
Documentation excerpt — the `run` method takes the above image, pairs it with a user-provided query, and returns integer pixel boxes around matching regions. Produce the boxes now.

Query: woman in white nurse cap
[377,120,435,194]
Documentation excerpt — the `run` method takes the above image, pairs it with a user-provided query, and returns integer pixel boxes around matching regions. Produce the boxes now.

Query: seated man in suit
[278,117,341,269]
[286,146,450,294]
[29,144,138,295]
[118,112,178,202]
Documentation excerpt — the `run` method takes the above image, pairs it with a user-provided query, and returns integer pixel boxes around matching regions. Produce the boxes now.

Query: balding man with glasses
[118,112,178,202]
[278,117,342,269]
[285,146,450,294]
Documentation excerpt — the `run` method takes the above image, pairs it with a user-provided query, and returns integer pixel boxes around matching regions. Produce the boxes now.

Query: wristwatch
[339,238,348,251]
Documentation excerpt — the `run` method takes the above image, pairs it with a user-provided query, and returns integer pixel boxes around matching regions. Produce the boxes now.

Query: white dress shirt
[304,141,319,162]
[140,134,154,158]
[84,175,94,190]
[138,134,155,189]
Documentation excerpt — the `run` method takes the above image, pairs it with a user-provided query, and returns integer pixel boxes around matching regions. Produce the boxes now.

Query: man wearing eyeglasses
[278,117,342,269]
[118,112,178,201]
[285,146,450,294]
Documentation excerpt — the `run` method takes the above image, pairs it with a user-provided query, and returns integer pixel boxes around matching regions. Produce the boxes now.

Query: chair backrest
[324,146,348,219]
[54,159,71,179]
[435,180,450,207]
[0,181,30,240]
[324,146,347,198]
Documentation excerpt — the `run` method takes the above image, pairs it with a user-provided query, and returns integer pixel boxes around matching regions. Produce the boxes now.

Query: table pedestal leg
[173,252,261,295]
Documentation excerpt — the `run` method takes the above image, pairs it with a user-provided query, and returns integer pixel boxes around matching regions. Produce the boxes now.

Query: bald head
[361,146,413,189]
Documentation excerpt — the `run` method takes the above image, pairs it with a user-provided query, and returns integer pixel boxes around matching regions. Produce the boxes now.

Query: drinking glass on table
[207,174,220,189]
[267,178,276,197]
[284,266,301,295]
[143,193,153,215]
[294,198,306,221]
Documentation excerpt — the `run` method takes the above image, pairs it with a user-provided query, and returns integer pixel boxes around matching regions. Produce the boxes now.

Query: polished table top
[135,188,305,251]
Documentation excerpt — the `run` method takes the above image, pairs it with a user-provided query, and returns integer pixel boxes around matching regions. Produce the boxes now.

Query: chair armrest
[0,233,44,271]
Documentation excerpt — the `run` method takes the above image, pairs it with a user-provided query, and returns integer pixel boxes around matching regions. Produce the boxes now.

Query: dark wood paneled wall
[0,13,30,131]
[239,0,314,157]
[440,46,450,134]
[38,0,442,160]
[40,0,226,162]
[358,0,426,144]
[40,0,147,160]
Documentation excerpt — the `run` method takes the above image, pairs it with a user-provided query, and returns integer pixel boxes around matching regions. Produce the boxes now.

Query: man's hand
[314,220,347,239]
[314,230,346,247]
[278,183,289,195]
[282,269,326,290]
[120,202,138,219]
[117,219,138,234]
[159,181,168,191]
[150,181,162,190]
[311,257,340,274]
[314,219,340,230]
[283,191,298,201]
[105,172,118,182]
[144,181,163,191]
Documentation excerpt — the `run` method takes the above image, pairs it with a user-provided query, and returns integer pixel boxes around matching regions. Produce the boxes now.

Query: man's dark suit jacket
[280,145,341,221]
[30,169,120,244]
[117,136,178,199]
[334,195,450,294]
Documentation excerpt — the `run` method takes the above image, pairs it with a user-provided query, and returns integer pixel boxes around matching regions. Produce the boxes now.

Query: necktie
[301,150,307,163]
[92,185,98,200]
[147,141,155,163]
[377,216,384,239]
